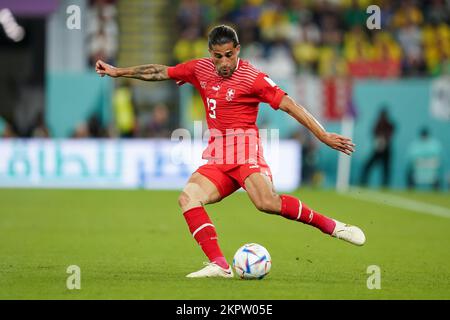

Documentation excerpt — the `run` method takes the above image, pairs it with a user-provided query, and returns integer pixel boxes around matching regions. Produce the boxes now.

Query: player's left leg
[243,172,366,246]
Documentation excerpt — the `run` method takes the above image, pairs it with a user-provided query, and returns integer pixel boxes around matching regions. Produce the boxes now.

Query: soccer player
[96,25,366,278]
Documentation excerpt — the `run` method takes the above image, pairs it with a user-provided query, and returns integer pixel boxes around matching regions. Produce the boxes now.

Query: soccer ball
[232,243,272,280]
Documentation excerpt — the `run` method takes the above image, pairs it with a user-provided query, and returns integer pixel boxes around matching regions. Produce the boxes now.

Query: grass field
[0,188,449,300]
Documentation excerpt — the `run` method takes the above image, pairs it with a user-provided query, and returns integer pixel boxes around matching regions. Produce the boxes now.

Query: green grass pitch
[0,188,449,299]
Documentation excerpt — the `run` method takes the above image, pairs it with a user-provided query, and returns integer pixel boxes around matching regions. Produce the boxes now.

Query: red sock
[280,194,336,235]
[183,206,229,269]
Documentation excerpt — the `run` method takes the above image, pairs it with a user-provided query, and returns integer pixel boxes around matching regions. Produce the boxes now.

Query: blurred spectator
[397,14,425,76]
[71,113,108,138]
[263,40,297,78]
[173,27,208,63]
[72,122,90,138]
[433,46,450,76]
[176,0,206,35]
[294,16,321,45]
[31,111,50,138]
[360,107,395,188]
[318,46,346,77]
[292,41,319,74]
[87,0,118,67]
[258,0,290,42]
[343,0,367,30]
[173,0,211,63]
[112,80,136,138]
[379,0,395,30]
[407,127,443,190]
[1,122,18,138]
[171,0,450,78]
[346,38,373,78]
[371,32,402,78]
[392,0,423,29]
[0,117,6,136]
[344,26,372,77]
[287,0,314,25]
[290,12,321,73]
[234,0,264,27]
[423,23,450,76]
[89,25,118,67]
[240,25,267,70]
[145,103,171,138]
[424,0,449,25]
[87,113,108,138]
[320,12,343,47]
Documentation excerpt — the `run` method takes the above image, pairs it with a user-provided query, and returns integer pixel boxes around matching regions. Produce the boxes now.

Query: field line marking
[340,188,450,219]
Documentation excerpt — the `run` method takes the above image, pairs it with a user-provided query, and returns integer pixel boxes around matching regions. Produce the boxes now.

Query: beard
[218,67,234,77]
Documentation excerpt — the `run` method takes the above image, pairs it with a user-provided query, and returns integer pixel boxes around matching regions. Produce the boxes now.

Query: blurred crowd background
[173,0,450,78]
[0,0,449,190]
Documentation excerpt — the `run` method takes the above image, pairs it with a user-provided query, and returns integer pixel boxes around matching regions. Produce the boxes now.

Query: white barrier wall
[0,139,301,191]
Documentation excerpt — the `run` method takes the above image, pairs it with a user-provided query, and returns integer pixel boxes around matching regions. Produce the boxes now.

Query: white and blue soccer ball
[232,243,272,280]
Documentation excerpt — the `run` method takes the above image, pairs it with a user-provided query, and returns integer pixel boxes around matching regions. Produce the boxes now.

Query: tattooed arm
[95,60,169,81]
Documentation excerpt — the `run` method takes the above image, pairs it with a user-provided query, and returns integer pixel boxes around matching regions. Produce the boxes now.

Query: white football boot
[331,219,366,246]
[186,262,234,278]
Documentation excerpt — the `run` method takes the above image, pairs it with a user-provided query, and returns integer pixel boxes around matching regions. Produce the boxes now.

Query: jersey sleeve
[167,59,198,86]
[252,73,287,110]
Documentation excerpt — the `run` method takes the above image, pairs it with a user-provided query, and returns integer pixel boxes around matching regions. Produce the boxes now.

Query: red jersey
[167,58,286,164]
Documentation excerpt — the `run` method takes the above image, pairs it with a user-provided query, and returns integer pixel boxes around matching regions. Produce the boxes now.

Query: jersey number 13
[206,98,217,119]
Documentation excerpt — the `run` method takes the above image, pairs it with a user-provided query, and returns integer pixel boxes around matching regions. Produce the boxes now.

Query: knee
[178,191,191,210]
[254,194,281,214]
[178,191,202,212]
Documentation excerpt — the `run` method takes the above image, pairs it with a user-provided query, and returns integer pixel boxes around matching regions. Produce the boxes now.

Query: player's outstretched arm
[279,95,355,155]
[95,60,169,81]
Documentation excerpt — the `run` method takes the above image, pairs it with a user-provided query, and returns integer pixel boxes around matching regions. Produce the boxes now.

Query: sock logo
[308,210,314,223]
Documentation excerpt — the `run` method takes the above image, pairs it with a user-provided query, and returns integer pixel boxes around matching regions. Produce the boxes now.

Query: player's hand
[95,60,118,77]
[321,132,355,155]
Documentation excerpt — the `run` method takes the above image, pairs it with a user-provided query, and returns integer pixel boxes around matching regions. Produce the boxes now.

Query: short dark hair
[208,25,239,49]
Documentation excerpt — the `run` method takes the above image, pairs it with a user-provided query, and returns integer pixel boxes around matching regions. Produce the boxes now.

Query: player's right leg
[179,170,237,278]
